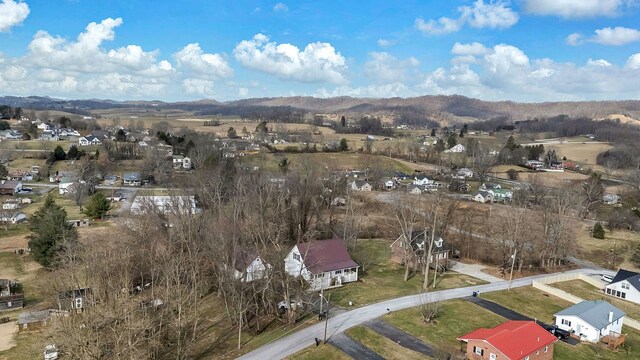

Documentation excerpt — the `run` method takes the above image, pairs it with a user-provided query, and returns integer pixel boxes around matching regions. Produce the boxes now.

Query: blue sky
[0,0,639,102]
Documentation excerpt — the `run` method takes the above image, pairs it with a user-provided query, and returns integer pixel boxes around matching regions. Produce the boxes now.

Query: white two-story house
[605,269,640,304]
[284,238,359,291]
[554,300,625,343]
[233,250,270,282]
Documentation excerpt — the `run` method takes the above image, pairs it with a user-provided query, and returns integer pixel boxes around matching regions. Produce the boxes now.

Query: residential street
[237,268,611,360]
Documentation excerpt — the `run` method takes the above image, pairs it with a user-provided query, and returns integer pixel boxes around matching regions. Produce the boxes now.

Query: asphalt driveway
[364,319,436,357]
[329,333,385,360]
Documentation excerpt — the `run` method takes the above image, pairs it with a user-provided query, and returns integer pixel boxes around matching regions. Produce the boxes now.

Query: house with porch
[604,269,640,304]
[284,238,359,291]
[123,172,142,187]
[554,300,625,343]
[78,135,102,146]
[458,320,557,360]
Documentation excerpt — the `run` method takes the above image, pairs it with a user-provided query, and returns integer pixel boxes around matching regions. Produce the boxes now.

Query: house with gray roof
[472,190,493,203]
[554,300,625,342]
[605,268,640,305]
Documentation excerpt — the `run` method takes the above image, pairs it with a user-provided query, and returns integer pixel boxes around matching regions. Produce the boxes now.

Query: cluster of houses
[0,129,22,140]
[37,123,81,141]
[471,184,513,203]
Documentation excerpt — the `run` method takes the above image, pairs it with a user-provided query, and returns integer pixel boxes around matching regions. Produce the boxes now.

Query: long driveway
[237,268,610,360]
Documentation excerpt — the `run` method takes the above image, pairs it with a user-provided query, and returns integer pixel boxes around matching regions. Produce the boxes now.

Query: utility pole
[508,249,517,291]
[612,240,617,270]
[323,293,331,343]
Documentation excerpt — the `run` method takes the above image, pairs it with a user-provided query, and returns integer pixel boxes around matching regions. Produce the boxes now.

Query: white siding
[555,314,625,343]
[283,245,359,291]
[605,280,640,305]
[235,257,270,282]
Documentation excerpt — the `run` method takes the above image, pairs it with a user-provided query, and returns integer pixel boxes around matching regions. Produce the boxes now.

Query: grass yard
[551,280,640,320]
[286,344,349,360]
[481,286,572,324]
[546,142,612,172]
[384,299,505,352]
[346,326,428,360]
[327,239,486,308]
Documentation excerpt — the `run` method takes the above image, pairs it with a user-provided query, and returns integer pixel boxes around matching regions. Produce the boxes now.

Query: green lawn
[327,239,486,308]
[552,280,640,320]
[384,300,505,353]
[481,286,573,324]
[286,344,349,360]
[347,326,430,360]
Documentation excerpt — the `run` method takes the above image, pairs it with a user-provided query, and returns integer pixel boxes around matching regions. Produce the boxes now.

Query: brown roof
[0,180,21,189]
[297,238,359,274]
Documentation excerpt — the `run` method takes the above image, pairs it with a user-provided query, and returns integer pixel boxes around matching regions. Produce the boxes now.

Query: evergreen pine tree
[592,222,605,239]
[27,195,78,268]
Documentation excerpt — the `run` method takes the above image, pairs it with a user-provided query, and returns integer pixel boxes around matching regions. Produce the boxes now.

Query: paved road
[328,333,384,360]
[364,319,435,357]
[237,268,608,360]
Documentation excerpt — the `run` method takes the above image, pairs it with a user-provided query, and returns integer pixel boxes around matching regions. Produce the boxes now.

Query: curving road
[237,268,612,360]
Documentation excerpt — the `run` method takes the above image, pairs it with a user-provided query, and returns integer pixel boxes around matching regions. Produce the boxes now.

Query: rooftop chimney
[609,311,614,323]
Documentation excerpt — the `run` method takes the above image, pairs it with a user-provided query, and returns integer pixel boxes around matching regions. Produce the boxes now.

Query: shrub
[592,222,605,239]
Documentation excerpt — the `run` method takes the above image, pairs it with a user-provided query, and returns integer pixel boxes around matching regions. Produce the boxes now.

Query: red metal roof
[457,321,557,360]
[296,238,359,274]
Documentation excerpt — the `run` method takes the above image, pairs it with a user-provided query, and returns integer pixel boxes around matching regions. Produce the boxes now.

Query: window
[293,253,301,261]
[524,357,529,360]
[544,346,548,353]
[616,290,621,297]
[473,346,483,355]
[622,292,626,299]
[490,353,497,360]
[606,288,611,295]
[335,269,343,275]
[622,282,630,290]
[536,350,540,355]
[562,319,571,327]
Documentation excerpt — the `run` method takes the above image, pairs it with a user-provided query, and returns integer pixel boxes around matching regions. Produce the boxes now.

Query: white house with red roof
[457,320,557,360]
[284,238,359,291]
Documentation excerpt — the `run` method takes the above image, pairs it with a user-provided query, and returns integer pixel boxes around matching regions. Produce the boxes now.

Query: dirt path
[0,323,17,352]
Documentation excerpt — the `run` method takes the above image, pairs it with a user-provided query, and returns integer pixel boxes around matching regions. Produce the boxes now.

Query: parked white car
[44,344,59,360]
[601,274,613,283]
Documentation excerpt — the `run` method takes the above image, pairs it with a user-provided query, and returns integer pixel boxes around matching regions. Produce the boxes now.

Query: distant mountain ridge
[2,94,640,121]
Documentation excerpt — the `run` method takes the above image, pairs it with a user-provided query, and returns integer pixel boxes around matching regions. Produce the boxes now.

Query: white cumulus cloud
[0,0,29,32]
[625,53,640,69]
[363,52,419,84]
[233,33,347,83]
[567,27,640,46]
[415,0,518,35]
[522,0,632,18]
[273,2,289,12]
[174,43,233,78]
[593,27,640,45]
[451,42,490,55]
[587,58,613,67]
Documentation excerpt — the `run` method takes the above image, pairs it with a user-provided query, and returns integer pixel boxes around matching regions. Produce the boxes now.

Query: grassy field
[0,252,46,360]
[346,326,428,359]
[574,224,640,271]
[551,280,640,320]
[327,239,486,308]
[384,299,505,352]
[287,344,349,360]
[546,142,612,172]
[245,152,415,174]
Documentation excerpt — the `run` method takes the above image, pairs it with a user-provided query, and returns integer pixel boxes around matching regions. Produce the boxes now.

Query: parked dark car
[545,325,570,340]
